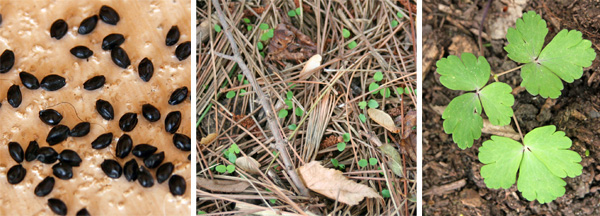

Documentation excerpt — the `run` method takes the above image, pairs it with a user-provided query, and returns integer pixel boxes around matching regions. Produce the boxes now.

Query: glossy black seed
[8,142,24,163]
[164,111,181,134]
[175,41,191,61]
[116,134,132,158]
[102,33,125,50]
[69,122,90,137]
[58,149,82,167]
[48,198,67,215]
[138,57,153,82]
[39,109,63,125]
[47,125,69,145]
[169,175,186,196]
[34,176,54,197]
[25,140,39,162]
[7,84,21,108]
[123,159,138,182]
[119,113,138,132]
[144,151,164,169]
[41,74,66,91]
[50,19,68,40]
[165,25,180,46]
[0,14,2,25]
[168,86,188,105]
[0,49,14,73]
[188,154,191,161]
[137,166,154,187]
[111,47,130,68]
[52,162,73,180]
[83,75,105,90]
[173,133,191,151]
[91,132,113,149]
[99,5,120,25]
[132,144,157,158]
[37,147,58,164]
[156,162,174,184]
[78,15,98,35]
[7,164,26,184]
[95,99,114,120]
[142,104,160,122]
[19,72,40,89]
[101,159,122,179]
[76,208,90,216]
[71,46,93,59]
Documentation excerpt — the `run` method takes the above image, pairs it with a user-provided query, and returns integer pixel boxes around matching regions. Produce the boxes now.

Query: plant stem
[494,65,524,79]
[512,114,524,141]
[478,0,493,56]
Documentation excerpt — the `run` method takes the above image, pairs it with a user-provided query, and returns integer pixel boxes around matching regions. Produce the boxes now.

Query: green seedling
[381,189,391,198]
[215,165,227,173]
[214,24,221,32]
[295,107,304,117]
[396,87,404,95]
[288,124,297,130]
[257,42,264,50]
[331,158,339,167]
[391,20,399,28]
[374,71,383,81]
[367,99,379,108]
[343,133,351,142]
[348,41,357,49]
[369,157,378,166]
[243,18,251,24]
[342,28,351,38]
[259,23,269,30]
[359,101,367,109]
[359,114,367,122]
[337,142,346,152]
[226,91,236,99]
[278,109,288,118]
[358,159,368,168]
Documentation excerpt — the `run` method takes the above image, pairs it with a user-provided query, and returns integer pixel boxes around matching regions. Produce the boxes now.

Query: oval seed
[101,159,122,179]
[102,33,125,50]
[165,25,180,46]
[8,142,24,163]
[168,86,188,105]
[173,133,191,151]
[142,104,160,122]
[39,109,63,125]
[37,147,58,164]
[19,71,40,89]
[50,19,68,40]
[116,134,132,158]
[41,74,66,91]
[59,149,82,167]
[123,158,139,182]
[83,75,105,90]
[76,208,90,216]
[91,132,113,149]
[48,198,67,215]
[34,176,55,197]
[99,5,120,25]
[70,46,93,59]
[138,166,154,187]
[78,15,98,35]
[169,175,186,196]
[52,162,73,180]
[143,151,164,169]
[95,99,114,120]
[0,49,14,73]
[164,111,181,134]
[69,122,91,137]
[175,41,191,61]
[111,47,130,68]
[7,164,26,184]
[25,140,39,162]
[7,84,21,108]
[138,57,154,82]
[119,112,138,132]
[47,125,70,145]
[156,162,174,184]
[132,144,157,158]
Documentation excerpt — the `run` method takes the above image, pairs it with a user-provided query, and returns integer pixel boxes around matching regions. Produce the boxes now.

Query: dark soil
[423,0,600,215]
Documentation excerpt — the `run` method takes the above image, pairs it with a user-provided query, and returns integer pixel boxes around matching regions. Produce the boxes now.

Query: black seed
[119,113,138,132]
[0,14,2,25]
[48,198,67,215]
[47,125,69,145]
[188,154,191,161]
[78,15,98,35]
[123,158,138,182]
[34,176,55,197]
[8,142,24,163]
[138,166,154,187]
[83,75,105,90]
[7,84,21,108]
[19,72,40,89]
[99,5,120,25]
[76,208,90,216]
[169,175,186,196]
[25,140,39,162]
[91,132,113,149]
[50,19,68,40]
[39,109,63,125]
[165,25,180,46]
[138,57,153,82]
[41,74,66,91]
[95,99,114,120]
[142,104,160,122]
[70,46,93,59]
[132,144,157,158]
[156,162,174,184]
[101,159,122,179]
[165,111,181,134]
[173,133,191,151]
[116,134,132,158]
[59,149,82,167]
[168,86,188,105]
[69,122,90,137]
[0,49,14,73]
[175,41,191,61]
[102,33,125,50]
[144,151,164,169]
[52,162,73,180]
[7,164,26,184]
[111,47,130,68]
[37,147,58,164]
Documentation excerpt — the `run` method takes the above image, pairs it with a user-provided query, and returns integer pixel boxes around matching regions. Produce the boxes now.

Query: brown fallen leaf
[298,161,382,205]
[298,54,322,80]
[199,133,217,145]
[379,144,403,177]
[368,108,401,133]
[235,156,261,175]
[197,178,250,193]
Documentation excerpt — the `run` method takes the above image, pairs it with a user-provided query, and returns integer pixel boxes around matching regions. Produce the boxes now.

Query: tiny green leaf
[260,52,265,58]
[257,42,264,50]
[226,91,236,99]
[284,99,293,110]
[214,24,222,32]
[436,52,490,91]
[331,158,339,167]
[260,33,270,41]
[369,82,380,94]
[359,114,367,122]
[286,91,293,99]
[359,101,367,109]
[278,109,288,118]
[396,87,404,95]
[259,23,269,30]
[244,80,249,85]
[342,28,351,38]
[442,93,482,149]
[243,18,251,23]
[348,41,357,49]
[369,157,378,166]
[270,199,277,204]
[391,20,399,28]
[343,133,350,142]
[288,10,297,17]
[585,150,590,157]
[240,89,246,95]
[216,165,227,173]
[358,159,368,168]
[288,124,297,130]
[479,82,514,126]
[339,164,345,169]
[373,71,383,81]
[368,99,379,108]
[228,152,237,163]
[295,7,302,15]
[380,88,391,98]
[237,74,243,81]
[404,86,411,95]
[247,25,253,31]
[381,189,391,198]
[295,107,304,117]
[230,143,240,154]
[337,142,346,152]
[397,12,403,18]
[198,210,207,215]
[266,28,274,38]
[226,164,235,173]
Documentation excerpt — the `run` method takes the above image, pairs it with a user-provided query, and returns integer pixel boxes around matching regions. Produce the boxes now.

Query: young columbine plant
[436,11,595,203]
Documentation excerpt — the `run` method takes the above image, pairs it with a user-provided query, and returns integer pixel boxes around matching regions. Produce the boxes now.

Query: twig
[478,0,493,56]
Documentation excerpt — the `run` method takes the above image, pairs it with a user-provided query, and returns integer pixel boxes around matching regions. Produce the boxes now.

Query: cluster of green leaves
[214,144,240,174]
[330,158,345,170]
[226,74,249,99]
[287,7,302,17]
[369,71,392,98]
[337,133,351,152]
[278,90,304,118]
[358,157,378,168]
[391,11,403,28]
[341,28,357,49]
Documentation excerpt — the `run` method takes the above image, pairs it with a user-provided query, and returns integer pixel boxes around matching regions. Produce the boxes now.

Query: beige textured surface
[0,0,191,215]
